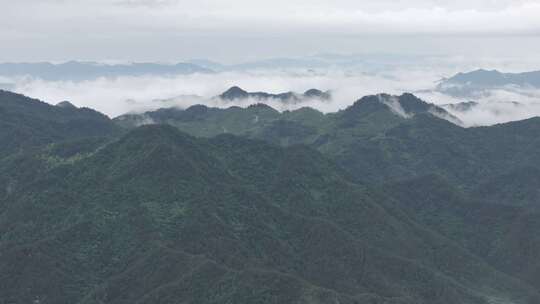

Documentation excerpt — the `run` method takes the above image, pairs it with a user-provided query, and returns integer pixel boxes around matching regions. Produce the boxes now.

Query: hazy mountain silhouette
[0,61,212,81]
[437,69,540,97]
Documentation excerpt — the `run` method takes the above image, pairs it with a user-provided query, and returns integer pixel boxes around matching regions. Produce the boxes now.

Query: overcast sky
[2,0,540,63]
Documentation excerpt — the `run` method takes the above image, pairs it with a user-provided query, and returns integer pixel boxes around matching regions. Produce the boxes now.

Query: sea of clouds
[4,61,540,127]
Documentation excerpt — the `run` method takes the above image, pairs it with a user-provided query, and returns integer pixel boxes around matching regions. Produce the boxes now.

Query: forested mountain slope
[115,93,540,188]
[2,90,540,303]
[0,90,119,159]
[1,125,536,303]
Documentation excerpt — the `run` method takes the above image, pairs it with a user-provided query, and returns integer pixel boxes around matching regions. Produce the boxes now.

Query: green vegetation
[1,90,540,303]
[0,90,120,159]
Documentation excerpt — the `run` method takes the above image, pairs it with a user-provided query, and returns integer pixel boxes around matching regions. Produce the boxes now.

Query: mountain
[55,100,78,109]
[186,59,226,71]
[190,53,426,72]
[327,112,540,187]
[115,93,470,175]
[114,92,540,189]
[1,124,537,304]
[218,86,331,103]
[226,57,329,70]
[471,166,540,208]
[115,92,457,135]
[3,88,540,303]
[115,103,283,136]
[0,90,120,159]
[0,61,212,81]
[437,69,540,97]
[382,175,540,292]
[304,88,331,99]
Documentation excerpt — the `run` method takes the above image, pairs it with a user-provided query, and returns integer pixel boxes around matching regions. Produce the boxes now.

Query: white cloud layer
[2,0,540,62]
[5,0,540,33]
[10,69,431,116]
[6,62,540,127]
[428,89,540,126]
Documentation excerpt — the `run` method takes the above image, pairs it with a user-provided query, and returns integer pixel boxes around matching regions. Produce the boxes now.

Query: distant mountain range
[115,92,461,131]
[437,69,540,97]
[125,87,333,113]
[0,61,212,81]
[0,54,428,81]
[189,53,426,71]
[3,89,540,303]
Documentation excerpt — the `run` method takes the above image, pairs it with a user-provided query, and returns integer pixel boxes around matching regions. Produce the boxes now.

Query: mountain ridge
[2,89,540,303]
[437,69,540,97]
[218,86,331,103]
[0,61,213,81]
[0,90,120,159]
[2,123,537,303]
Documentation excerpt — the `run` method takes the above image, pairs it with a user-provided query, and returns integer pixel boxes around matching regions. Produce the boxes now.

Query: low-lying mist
[5,69,439,115]
[5,66,540,127]
[418,88,540,126]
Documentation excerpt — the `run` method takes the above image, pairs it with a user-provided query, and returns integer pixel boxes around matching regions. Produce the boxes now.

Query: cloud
[2,1,540,63]
[379,95,413,119]
[4,56,540,126]
[7,67,445,117]
[6,1,540,35]
[435,89,540,126]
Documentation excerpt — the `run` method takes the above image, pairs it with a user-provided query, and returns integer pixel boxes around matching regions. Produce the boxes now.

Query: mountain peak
[397,93,431,113]
[304,88,331,100]
[247,103,277,111]
[56,101,77,109]
[443,69,506,87]
[342,93,460,125]
[220,86,249,100]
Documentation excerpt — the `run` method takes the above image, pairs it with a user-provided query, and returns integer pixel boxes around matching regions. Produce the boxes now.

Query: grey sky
[2,0,540,62]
